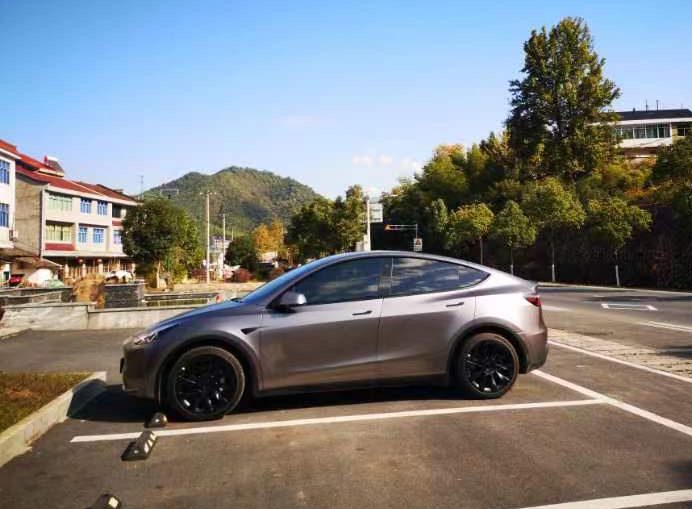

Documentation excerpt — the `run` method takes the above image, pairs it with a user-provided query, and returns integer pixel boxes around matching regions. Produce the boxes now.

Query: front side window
[676,123,691,136]
[0,160,10,185]
[80,198,92,214]
[113,229,122,245]
[0,203,9,227]
[97,201,108,215]
[292,258,389,305]
[46,223,72,242]
[78,226,88,243]
[48,193,72,212]
[93,227,104,244]
[390,257,486,297]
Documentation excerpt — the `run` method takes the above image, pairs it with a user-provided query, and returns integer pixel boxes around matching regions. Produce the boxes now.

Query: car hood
[145,299,260,332]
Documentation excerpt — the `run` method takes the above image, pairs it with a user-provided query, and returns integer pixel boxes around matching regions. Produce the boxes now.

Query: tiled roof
[75,182,137,203]
[0,139,19,157]
[616,109,692,121]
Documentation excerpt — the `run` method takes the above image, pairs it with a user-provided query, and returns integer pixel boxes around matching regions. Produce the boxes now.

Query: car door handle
[352,310,372,316]
[445,302,465,308]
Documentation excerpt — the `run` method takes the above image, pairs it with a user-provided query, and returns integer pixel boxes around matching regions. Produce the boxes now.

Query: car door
[376,257,486,380]
[260,257,390,391]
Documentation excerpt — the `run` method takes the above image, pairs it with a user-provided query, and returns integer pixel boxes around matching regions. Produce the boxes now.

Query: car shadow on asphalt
[71,383,468,424]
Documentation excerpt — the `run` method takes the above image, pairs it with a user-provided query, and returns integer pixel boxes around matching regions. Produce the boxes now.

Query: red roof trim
[0,139,19,157]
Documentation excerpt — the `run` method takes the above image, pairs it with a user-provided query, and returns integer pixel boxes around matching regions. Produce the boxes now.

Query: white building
[614,108,692,159]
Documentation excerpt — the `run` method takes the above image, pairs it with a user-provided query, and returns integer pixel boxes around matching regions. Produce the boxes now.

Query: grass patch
[0,372,89,433]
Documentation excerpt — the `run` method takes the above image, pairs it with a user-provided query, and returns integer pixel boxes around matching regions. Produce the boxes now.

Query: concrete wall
[14,176,43,255]
[104,282,145,308]
[0,301,197,332]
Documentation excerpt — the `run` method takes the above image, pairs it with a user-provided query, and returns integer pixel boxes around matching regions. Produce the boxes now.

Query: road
[540,284,692,351]
[0,289,691,508]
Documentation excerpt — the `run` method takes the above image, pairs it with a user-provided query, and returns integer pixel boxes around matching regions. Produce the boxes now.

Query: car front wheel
[455,333,519,398]
[166,346,245,421]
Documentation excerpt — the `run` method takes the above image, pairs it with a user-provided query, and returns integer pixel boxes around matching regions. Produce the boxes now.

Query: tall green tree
[652,135,692,219]
[423,198,451,253]
[285,196,336,260]
[450,203,494,263]
[225,235,259,272]
[507,17,620,181]
[586,197,652,286]
[416,144,468,210]
[333,185,367,252]
[522,177,586,281]
[491,201,537,275]
[122,197,203,284]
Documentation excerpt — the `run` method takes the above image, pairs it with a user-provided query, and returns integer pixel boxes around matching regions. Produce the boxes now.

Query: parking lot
[1,325,691,508]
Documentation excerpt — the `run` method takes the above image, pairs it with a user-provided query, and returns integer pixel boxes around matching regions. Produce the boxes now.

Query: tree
[332,185,366,252]
[491,201,537,275]
[522,177,585,281]
[416,144,468,210]
[225,235,259,272]
[423,198,451,253]
[122,197,203,285]
[652,135,692,219]
[507,17,621,181]
[450,203,494,263]
[586,197,652,286]
[286,196,336,260]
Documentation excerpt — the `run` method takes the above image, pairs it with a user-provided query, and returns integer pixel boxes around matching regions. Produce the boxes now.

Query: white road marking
[533,370,692,438]
[640,320,692,333]
[548,340,692,385]
[542,305,568,312]
[70,399,605,443]
[514,488,692,509]
[600,303,657,311]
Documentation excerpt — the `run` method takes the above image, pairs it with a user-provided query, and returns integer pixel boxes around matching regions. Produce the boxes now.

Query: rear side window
[293,258,389,305]
[390,257,486,297]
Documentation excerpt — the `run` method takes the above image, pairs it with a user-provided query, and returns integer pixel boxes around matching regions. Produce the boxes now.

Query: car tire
[166,346,245,421]
[455,333,519,399]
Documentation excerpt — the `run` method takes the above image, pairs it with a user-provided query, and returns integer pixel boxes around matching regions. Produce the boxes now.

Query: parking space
[1,343,691,508]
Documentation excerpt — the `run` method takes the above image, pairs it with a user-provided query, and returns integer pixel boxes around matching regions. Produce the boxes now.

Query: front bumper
[121,341,158,400]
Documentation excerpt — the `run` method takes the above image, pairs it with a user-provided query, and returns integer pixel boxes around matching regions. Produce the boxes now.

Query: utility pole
[365,200,371,251]
[138,175,144,201]
[202,190,211,285]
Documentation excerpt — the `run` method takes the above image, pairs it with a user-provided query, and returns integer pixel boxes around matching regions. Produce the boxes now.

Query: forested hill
[145,166,320,234]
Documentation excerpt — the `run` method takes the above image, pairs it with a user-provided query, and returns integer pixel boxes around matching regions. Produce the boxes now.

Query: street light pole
[204,191,211,285]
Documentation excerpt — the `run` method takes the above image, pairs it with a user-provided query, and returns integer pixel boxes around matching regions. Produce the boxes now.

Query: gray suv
[122,251,548,421]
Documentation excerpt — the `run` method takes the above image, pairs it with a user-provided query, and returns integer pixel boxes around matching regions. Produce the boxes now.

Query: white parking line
[640,320,692,333]
[600,303,657,311]
[70,399,605,443]
[533,370,692,438]
[548,340,692,385]
[514,488,692,509]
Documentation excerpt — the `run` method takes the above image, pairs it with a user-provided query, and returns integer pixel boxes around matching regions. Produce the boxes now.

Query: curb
[537,281,692,295]
[0,371,107,468]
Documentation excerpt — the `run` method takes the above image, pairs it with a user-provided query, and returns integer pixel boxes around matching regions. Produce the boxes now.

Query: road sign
[370,203,383,223]
[413,237,423,252]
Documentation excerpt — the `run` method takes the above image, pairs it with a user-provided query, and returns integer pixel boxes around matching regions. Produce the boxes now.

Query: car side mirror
[277,291,307,308]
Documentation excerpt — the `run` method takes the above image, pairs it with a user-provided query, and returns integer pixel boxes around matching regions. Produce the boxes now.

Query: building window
[80,198,92,214]
[78,226,88,243]
[676,123,691,136]
[0,160,10,185]
[0,203,8,227]
[112,204,123,218]
[48,193,72,212]
[46,223,72,242]
[616,126,634,140]
[93,227,104,244]
[113,229,122,245]
[97,201,108,215]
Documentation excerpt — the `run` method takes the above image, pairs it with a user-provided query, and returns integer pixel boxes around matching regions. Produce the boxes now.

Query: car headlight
[131,323,178,346]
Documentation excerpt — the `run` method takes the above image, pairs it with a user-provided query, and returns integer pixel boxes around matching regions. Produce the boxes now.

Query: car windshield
[240,258,326,304]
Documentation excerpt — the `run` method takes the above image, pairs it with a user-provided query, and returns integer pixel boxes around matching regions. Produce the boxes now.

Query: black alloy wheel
[167,346,245,421]
[456,333,519,398]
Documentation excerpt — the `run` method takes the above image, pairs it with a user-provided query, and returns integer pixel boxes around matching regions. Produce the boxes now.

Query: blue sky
[3,0,691,198]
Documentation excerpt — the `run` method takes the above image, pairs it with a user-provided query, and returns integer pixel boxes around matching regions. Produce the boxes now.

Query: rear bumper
[520,327,549,372]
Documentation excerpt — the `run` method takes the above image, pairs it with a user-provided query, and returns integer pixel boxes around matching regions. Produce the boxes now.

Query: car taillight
[525,295,541,307]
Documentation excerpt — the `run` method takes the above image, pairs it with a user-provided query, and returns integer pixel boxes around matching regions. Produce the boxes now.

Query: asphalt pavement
[0,288,691,508]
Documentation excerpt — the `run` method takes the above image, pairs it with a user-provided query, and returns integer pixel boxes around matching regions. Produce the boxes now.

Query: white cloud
[377,154,393,166]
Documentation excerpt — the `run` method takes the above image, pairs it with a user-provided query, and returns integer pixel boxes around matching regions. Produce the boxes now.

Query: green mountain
[145,166,320,234]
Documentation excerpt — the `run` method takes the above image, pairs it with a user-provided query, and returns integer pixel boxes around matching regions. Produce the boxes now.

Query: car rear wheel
[455,333,519,399]
[166,346,245,421]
